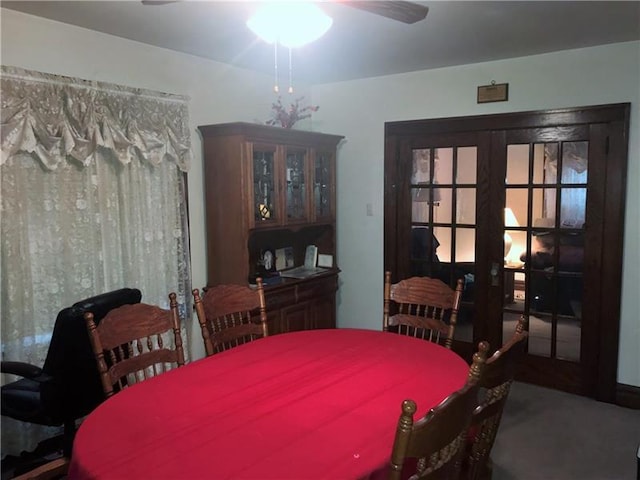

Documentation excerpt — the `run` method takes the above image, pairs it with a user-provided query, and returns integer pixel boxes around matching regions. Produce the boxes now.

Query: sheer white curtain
[1,66,193,456]
[543,142,588,228]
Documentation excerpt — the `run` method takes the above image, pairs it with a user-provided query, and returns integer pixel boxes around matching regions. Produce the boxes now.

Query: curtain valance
[1,66,192,171]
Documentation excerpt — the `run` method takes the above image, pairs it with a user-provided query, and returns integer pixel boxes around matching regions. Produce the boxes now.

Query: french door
[384,104,629,401]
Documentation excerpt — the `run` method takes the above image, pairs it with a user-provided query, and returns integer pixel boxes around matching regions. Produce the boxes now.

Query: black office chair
[1,288,142,456]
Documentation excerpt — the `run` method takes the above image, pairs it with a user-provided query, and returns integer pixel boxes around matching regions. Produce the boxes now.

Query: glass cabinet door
[252,145,278,225]
[285,148,308,223]
[314,151,334,221]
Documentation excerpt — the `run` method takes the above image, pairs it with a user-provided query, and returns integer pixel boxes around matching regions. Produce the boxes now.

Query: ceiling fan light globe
[247,2,333,48]
[246,10,277,44]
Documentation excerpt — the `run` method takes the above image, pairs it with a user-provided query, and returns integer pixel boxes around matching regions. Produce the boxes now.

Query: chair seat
[1,380,57,425]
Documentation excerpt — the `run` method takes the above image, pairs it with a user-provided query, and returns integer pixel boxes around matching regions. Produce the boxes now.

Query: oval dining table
[68,328,469,480]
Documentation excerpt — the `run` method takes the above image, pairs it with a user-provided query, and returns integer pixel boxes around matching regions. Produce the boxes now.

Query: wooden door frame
[384,103,630,402]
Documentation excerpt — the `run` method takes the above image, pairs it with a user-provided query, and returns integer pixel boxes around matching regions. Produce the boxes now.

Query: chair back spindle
[389,342,489,479]
[384,271,464,349]
[85,292,185,397]
[464,316,528,480]
[192,278,268,356]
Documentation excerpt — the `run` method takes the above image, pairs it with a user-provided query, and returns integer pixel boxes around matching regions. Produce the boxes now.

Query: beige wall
[0,8,312,360]
[2,8,638,386]
[312,41,640,387]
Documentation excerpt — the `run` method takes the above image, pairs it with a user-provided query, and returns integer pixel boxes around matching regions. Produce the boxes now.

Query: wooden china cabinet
[198,122,344,334]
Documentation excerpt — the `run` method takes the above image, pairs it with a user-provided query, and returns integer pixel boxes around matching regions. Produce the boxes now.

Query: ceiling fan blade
[141,1,179,5]
[337,1,428,24]
[141,0,428,25]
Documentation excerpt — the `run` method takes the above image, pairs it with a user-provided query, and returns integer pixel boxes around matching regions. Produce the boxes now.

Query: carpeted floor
[492,382,640,480]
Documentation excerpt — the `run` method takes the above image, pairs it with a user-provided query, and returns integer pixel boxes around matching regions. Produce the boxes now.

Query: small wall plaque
[477,82,509,103]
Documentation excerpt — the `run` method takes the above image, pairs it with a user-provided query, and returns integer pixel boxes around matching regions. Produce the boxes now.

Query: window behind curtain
[0,66,192,456]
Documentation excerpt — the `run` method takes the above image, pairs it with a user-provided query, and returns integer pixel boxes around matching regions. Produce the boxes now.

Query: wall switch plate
[366,203,373,216]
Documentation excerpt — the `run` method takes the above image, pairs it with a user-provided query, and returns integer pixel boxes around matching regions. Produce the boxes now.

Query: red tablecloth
[68,328,468,480]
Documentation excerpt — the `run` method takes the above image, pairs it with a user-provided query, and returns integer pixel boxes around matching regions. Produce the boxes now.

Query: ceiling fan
[141,1,429,25]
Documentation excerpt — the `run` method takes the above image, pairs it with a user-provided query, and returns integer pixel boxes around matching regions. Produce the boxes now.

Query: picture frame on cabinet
[260,248,277,273]
[276,247,295,271]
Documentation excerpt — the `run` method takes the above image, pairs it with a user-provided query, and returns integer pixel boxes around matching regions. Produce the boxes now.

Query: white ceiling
[2,1,639,84]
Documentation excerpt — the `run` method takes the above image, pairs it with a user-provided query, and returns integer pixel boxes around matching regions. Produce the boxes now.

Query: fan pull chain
[273,42,279,93]
[288,47,294,94]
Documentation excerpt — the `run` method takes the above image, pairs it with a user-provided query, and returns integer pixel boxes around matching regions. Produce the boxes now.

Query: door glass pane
[538,187,557,226]
[411,149,436,223]
[505,230,526,267]
[455,227,475,263]
[410,226,439,277]
[533,143,546,184]
[505,140,586,364]
[561,142,588,184]
[412,149,433,183]
[527,312,552,357]
[456,147,477,183]
[532,188,544,222]
[544,144,559,185]
[410,145,477,345]
[433,226,452,262]
[433,188,452,224]
[412,190,433,223]
[557,317,581,361]
[547,141,588,229]
[253,149,276,222]
[504,271,525,313]
[456,188,476,224]
[286,150,306,221]
[435,148,453,184]
[560,188,586,229]
[506,144,529,184]
[506,189,527,266]
[504,145,530,350]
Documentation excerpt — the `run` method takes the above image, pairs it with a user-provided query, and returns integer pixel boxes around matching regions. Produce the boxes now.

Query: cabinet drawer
[296,275,338,303]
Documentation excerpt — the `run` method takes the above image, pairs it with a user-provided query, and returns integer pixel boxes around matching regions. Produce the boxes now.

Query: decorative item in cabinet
[198,122,343,334]
[285,147,307,223]
[253,146,277,223]
[314,151,335,221]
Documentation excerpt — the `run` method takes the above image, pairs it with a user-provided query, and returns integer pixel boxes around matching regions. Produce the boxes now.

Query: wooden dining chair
[383,271,464,349]
[192,278,268,357]
[12,457,69,480]
[84,292,185,397]
[388,341,490,480]
[463,316,528,480]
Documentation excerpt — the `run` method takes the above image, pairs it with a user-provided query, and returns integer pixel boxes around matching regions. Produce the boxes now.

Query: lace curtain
[1,66,193,457]
[543,142,588,228]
